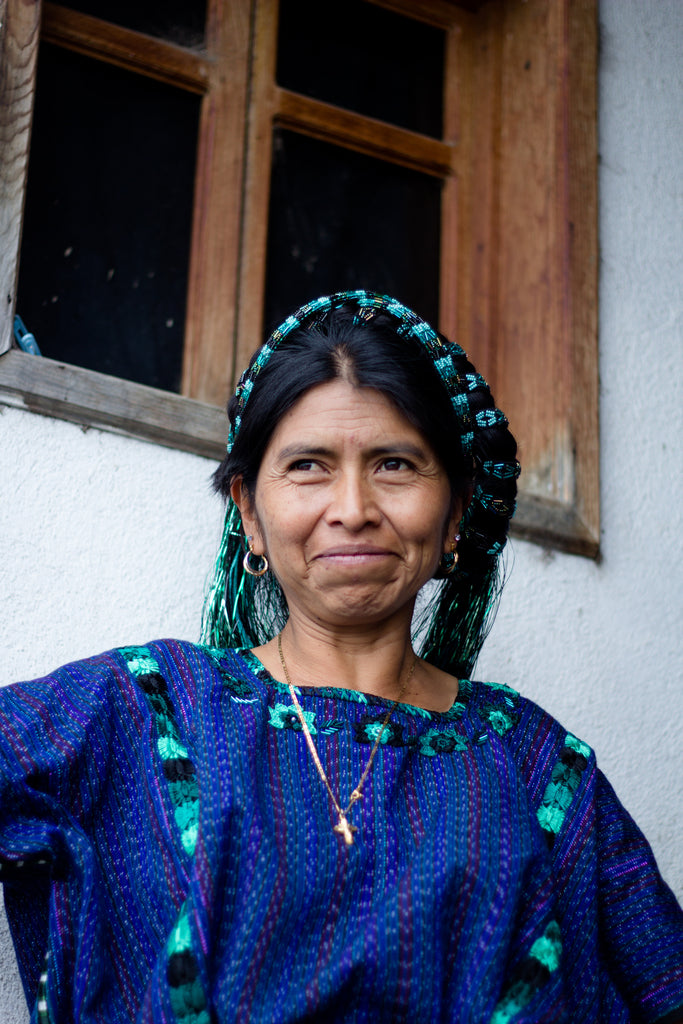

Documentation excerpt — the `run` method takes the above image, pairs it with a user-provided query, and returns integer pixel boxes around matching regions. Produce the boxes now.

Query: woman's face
[233,379,461,632]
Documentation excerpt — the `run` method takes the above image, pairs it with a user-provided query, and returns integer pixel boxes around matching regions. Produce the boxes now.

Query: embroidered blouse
[0,640,681,1023]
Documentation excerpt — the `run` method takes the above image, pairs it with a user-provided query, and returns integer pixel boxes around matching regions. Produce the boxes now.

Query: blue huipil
[1,640,682,1023]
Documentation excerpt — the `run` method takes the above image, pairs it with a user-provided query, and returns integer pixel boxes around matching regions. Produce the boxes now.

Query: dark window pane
[264,129,441,334]
[277,0,443,138]
[17,44,199,393]
[61,0,206,48]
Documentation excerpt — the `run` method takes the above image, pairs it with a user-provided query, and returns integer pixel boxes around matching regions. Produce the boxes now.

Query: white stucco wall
[1,1,681,1018]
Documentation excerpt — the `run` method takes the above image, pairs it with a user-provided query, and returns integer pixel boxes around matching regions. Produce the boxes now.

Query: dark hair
[212,306,471,504]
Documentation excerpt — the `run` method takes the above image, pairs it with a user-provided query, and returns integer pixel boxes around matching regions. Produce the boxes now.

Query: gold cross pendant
[333,815,358,847]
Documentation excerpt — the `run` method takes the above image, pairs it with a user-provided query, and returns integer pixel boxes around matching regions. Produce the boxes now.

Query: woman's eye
[379,457,410,472]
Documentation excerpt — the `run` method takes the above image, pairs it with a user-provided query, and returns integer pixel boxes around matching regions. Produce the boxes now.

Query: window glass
[17,44,199,392]
[60,0,206,47]
[264,128,441,334]
[277,0,444,138]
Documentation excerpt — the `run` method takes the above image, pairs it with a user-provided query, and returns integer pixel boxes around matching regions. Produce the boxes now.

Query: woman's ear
[230,477,265,555]
[443,495,465,553]
[229,475,246,513]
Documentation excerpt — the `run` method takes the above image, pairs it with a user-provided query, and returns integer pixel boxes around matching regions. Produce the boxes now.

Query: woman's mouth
[316,547,393,566]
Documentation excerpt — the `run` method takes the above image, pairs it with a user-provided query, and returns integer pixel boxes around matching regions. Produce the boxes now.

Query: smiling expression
[233,380,462,632]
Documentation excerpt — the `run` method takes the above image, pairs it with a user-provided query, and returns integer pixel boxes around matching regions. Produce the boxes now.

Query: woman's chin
[300,580,419,630]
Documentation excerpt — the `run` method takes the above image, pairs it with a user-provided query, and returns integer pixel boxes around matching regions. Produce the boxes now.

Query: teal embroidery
[489,920,562,1023]
[122,647,199,858]
[565,733,591,759]
[537,732,592,847]
[35,950,52,1024]
[126,653,161,676]
[481,681,518,696]
[363,722,392,743]
[269,703,317,733]
[237,654,492,758]
[319,719,345,735]
[476,683,521,738]
[484,706,520,736]
[419,729,468,756]
[158,735,189,760]
[166,902,211,1024]
[352,716,404,747]
[220,675,255,701]
[200,645,256,701]
[529,921,562,973]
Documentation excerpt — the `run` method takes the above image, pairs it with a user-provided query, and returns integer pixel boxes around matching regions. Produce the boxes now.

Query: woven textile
[1,641,682,1023]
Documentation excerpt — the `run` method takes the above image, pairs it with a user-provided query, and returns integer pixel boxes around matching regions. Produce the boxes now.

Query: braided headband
[227,290,518,559]
[231,291,494,458]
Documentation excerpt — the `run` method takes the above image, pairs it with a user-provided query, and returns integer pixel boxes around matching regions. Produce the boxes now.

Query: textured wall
[1,0,682,1017]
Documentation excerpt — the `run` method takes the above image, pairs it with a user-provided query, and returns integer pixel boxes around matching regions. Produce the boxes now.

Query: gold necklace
[277,632,416,847]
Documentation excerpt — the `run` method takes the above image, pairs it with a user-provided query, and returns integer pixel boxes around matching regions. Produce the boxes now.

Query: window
[0,0,599,556]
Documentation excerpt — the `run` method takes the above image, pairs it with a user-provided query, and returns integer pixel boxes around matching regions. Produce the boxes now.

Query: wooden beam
[42,3,212,94]
[0,0,41,357]
[369,0,479,30]
[453,0,599,556]
[276,88,456,179]
[234,0,280,379]
[567,0,600,557]
[438,17,465,341]
[180,0,253,406]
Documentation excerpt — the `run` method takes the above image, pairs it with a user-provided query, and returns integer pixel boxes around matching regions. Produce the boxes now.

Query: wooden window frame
[0,0,599,554]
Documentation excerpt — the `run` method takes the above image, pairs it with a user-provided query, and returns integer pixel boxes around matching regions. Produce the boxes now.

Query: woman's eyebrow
[276,444,334,460]
[366,443,427,459]
[276,442,429,461]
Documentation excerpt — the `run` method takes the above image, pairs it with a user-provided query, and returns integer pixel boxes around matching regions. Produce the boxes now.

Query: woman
[1,291,681,1023]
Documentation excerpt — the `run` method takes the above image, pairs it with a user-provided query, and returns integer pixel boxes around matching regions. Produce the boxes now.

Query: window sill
[0,348,226,459]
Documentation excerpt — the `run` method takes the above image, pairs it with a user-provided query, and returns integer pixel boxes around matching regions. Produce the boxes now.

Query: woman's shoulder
[465,678,593,755]
[466,678,596,846]
[56,638,247,682]
[1,640,243,717]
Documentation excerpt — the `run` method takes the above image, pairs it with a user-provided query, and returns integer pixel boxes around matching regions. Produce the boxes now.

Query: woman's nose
[326,472,380,530]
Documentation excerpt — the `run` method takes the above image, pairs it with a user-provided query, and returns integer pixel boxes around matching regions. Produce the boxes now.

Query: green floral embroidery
[565,733,591,759]
[483,706,520,736]
[481,680,518,696]
[166,901,211,1024]
[158,735,189,760]
[352,716,404,747]
[419,729,469,756]
[474,682,521,739]
[365,722,390,742]
[489,920,562,1023]
[200,645,256,701]
[123,646,199,858]
[222,675,256,700]
[235,656,522,759]
[537,732,592,847]
[268,703,317,733]
[529,921,562,973]
[126,653,160,676]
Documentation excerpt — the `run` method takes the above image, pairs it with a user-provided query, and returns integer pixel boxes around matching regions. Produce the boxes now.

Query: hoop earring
[437,534,460,577]
[243,536,269,577]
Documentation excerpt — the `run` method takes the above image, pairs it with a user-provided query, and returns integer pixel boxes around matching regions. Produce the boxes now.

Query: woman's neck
[254,614,459,712]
